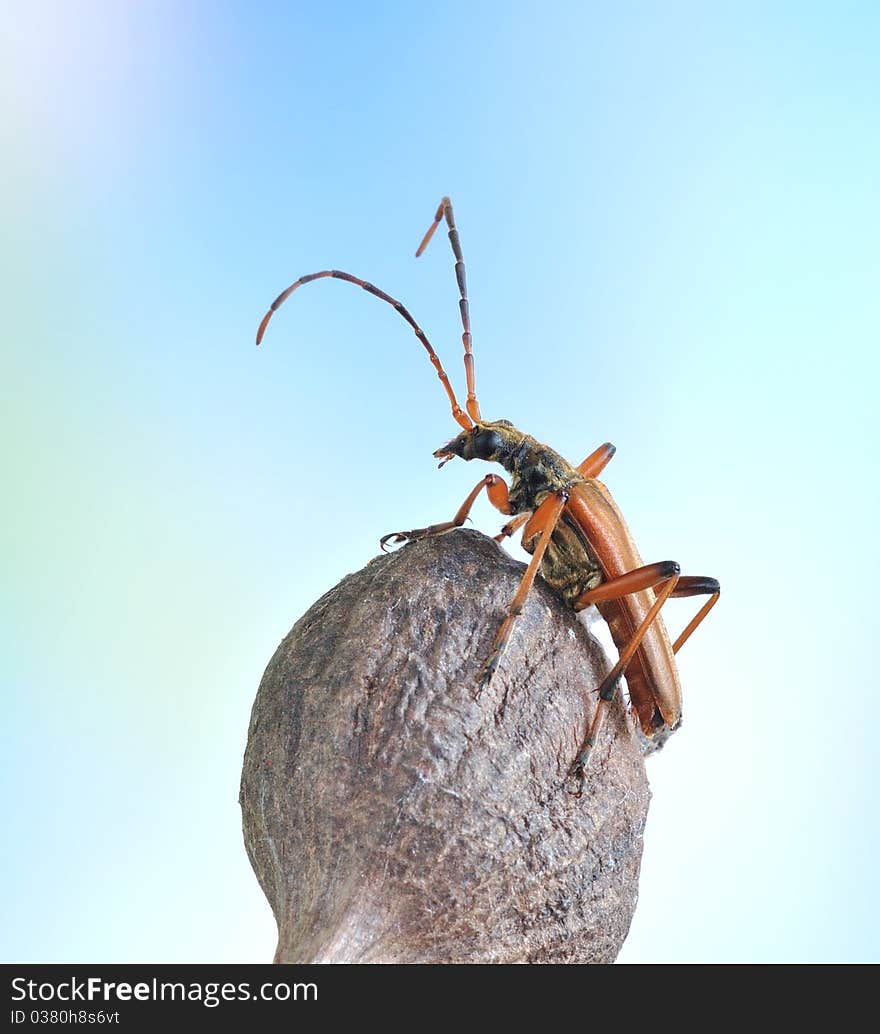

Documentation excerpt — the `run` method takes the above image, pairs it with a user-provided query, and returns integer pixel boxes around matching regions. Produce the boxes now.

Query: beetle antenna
[415,197,482,423]
[256,269,474,432]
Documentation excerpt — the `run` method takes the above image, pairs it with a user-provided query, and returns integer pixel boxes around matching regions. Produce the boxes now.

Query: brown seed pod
[240,529,650,964]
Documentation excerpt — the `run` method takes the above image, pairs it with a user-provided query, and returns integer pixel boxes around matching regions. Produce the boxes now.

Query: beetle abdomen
[539,512,604,606]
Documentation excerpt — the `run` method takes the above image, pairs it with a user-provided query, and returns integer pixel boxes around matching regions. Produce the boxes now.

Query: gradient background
[2,1,878,963]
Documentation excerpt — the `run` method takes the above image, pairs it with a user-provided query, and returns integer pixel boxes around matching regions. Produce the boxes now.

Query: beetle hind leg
[576,442,616,478]
[568,570,721,789]
[568,562,681,785]
[668,576,721,654]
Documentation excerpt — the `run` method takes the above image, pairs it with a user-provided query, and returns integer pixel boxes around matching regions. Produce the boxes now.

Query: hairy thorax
[497,430,605,607]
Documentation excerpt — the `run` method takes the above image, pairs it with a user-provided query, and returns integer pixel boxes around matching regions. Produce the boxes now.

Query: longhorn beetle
[256,197,720,787]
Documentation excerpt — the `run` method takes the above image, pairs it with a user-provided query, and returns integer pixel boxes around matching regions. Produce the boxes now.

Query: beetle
[256,197,720,787]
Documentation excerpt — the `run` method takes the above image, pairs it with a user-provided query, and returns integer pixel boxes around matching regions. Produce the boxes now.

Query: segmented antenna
[256,269,473,431]
[415,197,482,422]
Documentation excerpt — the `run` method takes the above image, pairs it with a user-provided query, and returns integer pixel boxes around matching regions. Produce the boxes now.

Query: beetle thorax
[503,431,581,513]
[435,419,582,515]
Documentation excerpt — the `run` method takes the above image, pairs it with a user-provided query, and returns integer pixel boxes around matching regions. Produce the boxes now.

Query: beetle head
[434,420,516,468]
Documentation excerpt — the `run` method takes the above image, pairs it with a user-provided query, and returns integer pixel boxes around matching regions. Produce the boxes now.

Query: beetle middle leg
[476,490,570,696]
[493,511,531,543]
[380,474,512,551]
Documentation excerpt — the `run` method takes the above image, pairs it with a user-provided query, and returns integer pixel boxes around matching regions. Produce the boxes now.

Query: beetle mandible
[256,197,720,788]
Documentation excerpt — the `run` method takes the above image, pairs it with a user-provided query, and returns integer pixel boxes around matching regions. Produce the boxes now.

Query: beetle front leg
[380,474,511,551]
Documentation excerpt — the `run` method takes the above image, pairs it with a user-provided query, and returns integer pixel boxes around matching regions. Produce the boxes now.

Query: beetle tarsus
[566,749,591,797]
[474,656,500,699]
[565,769,586,798]
[379,532,411,552]
[572,747,591,774]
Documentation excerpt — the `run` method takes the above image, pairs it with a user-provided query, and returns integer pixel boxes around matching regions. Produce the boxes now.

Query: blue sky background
[2,1,878,962]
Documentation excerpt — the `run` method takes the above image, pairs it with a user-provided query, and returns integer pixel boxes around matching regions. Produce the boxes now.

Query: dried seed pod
[240,529,650,964]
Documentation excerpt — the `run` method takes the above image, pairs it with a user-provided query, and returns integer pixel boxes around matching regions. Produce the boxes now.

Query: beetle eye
[472,429,502,459]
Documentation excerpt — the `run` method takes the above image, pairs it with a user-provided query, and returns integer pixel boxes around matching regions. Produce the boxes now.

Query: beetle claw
[565,770,585,798]
[565,755,588,797]
[564,742,594,796]
[475,655,499,699]
[379,532,410,552]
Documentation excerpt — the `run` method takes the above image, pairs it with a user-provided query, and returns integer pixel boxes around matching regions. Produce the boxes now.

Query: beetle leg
[493,511,531,544]
[569,565,680,787]
[476,490,570,696]
[668,576,721,654]
[380,474,511,551]
[576,442,616,478]
[571,560,680,610]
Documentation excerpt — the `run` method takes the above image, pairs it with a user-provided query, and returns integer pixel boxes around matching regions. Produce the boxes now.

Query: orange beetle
[257,197,720,785]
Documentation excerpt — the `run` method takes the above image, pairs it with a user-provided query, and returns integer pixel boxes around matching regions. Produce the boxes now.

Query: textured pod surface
[240,529,650,963]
